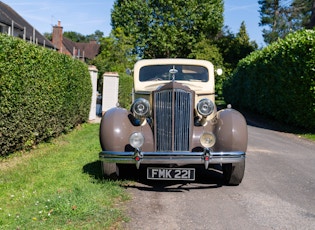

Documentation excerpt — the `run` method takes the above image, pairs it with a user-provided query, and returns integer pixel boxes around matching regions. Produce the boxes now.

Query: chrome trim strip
[99,151,245,165]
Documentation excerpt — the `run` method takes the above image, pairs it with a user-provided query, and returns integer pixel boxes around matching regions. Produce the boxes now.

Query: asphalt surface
[122,124,315,230]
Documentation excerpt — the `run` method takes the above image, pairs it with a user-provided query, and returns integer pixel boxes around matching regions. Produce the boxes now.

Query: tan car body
[99,59,247,185]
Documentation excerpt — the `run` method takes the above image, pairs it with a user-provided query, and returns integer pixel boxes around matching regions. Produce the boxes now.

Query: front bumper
[99,150,246,169]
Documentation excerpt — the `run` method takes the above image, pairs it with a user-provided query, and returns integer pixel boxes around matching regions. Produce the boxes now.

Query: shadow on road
[240,109,315,134]
[83,161,225,191]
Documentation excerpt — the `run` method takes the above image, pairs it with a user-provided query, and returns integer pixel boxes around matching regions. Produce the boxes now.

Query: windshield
[139,65,208,82]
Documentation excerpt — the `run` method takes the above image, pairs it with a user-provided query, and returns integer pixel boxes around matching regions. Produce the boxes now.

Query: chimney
[52,20,63,52]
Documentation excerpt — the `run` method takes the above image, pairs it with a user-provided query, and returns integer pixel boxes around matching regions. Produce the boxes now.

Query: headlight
[131,98,150,117]
[197,98,214,117]
[200,132,216,148]
[129,132,145,149]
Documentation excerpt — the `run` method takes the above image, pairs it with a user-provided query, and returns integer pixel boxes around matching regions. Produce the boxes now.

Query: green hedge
[118,73,133,110]
[0,34,91,156]
[223,29,315,129]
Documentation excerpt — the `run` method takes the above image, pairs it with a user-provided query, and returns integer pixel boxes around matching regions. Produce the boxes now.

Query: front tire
[222,160,245,185]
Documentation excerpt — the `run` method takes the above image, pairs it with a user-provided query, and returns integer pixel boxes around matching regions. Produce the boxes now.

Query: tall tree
[258,0,292,44]
[111,0,223,58]
[215,23,257,73]
[291,0,315,29]
[235,21,258,59]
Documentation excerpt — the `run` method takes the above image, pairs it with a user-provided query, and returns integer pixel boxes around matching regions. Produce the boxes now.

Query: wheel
[222,159,245,186]
[101,162,118,179]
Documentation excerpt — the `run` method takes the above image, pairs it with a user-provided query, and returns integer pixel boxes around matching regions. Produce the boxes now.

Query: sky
[7,0,265,47]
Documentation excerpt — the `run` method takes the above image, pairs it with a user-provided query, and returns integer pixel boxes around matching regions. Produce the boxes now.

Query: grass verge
[0,123,129,230]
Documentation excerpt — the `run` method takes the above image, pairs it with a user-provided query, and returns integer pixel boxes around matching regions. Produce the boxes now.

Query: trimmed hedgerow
[0,34,91,156]
[223,29,315,129]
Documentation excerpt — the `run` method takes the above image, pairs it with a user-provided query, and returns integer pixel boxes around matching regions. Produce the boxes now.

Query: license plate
[147,167,195,181]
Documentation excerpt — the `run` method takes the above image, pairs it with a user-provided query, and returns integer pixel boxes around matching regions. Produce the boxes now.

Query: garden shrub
[118,73,133,110]
[0,34,91,156]
[223,29,315,129]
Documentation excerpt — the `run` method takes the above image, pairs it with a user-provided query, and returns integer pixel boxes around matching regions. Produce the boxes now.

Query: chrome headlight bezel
[131,98,150,118]
[197,98,214,117]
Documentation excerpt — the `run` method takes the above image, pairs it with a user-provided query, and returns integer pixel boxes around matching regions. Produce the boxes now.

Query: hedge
[0,34,92,156]
[118,73,133,110]
[223,29,315,129]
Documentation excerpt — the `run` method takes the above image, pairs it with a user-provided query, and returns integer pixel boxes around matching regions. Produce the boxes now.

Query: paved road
[123,125,315,230]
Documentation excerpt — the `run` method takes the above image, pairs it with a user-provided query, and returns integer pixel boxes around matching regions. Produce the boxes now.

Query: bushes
[223,29,315,129]
[0,34,91,156]
[118,73,133,110]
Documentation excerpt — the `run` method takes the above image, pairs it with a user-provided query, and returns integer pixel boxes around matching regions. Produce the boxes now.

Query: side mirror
[216,68,223,76]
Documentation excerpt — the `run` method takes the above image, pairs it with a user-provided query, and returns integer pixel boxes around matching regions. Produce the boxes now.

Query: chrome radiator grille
[154,88,193,152]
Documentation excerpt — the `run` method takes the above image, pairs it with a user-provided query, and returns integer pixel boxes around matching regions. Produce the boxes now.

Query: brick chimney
[52,21,63,52]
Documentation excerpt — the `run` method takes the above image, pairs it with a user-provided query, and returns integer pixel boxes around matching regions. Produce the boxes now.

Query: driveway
[123,125,315,229]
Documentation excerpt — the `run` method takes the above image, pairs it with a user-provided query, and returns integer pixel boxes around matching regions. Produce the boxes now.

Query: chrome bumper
[99,150,246,169]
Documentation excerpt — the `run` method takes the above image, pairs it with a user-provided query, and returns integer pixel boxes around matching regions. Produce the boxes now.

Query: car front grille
[154,86,193,152]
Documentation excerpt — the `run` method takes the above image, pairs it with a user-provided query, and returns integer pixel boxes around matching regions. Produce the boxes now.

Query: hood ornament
[169,65,178,81]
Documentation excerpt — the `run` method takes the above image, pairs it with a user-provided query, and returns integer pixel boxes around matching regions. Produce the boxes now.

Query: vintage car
[99,58,247,185]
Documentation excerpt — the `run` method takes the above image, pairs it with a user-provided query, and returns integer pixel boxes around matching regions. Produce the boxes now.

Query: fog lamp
[197,98,214,117]
[200,132,216,148]
[129,132,145,149]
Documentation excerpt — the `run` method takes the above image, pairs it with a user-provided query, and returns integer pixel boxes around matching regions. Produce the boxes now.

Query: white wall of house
[88,65,98,120]
[102,72,119,114]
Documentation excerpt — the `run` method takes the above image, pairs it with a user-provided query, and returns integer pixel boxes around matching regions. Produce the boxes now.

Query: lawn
[0,123,129,230]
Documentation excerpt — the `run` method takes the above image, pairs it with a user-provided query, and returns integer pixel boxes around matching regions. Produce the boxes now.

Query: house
[0,1,54,49]
[52,21,100,62]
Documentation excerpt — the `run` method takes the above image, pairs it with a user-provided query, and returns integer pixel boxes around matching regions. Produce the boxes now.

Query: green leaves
[223,29,315,129]
[0,34,91,156]
[111,0,223,58]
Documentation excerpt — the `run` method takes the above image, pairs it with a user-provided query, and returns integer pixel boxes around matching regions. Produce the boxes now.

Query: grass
[300,133,315,141]
[0,123,129,230]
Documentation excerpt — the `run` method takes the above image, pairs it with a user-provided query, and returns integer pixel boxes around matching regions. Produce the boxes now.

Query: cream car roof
[133,58,215,94]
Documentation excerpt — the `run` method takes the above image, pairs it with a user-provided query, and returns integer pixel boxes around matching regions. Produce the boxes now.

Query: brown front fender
[99,107,154,152]
[214,109,248,152]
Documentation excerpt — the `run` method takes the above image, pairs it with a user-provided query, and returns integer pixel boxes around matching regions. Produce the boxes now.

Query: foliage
[63,31,89,42]
[0,34,92,156]
[291,0,315,29]
[44,30,104,44]
[111,0,224,58]
[118,73,133,110]
[0,124,128,229]
[223,29,315,129]
[259,0,292,44]
[63,30,104,43]
[91,28,136,75]
[259,0,315,44]
[215,24,257,74]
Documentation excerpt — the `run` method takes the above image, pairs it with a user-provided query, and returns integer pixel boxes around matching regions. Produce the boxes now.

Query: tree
[259,0,315,44]
[259,0,293,44]
[235,22,258,61]
[86,30,104,43]
[91,28,136,74]
[291,0,315,29]
[111,0,224,58]
[63,31,88,42]
[215,23,257,73]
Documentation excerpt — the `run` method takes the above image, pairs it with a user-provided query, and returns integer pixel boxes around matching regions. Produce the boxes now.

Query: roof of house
[63,37,100,60]
[0,1,54,48]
